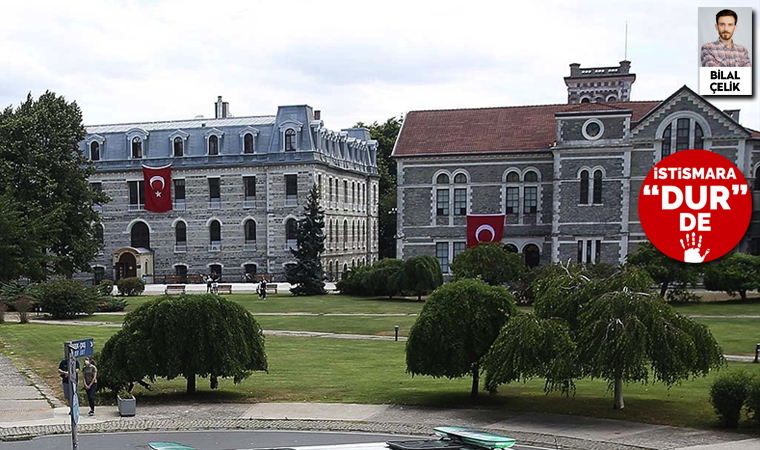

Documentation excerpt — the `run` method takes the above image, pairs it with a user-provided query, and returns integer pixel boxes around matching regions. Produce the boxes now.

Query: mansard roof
[393,101,662,157]
[87,115,276,134]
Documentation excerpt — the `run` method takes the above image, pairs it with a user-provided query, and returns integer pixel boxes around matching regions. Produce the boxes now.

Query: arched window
[328,261,334,281]
[436,174,450,184]
[209,220,221,248]
[175,221,187,247]
[524,244,540,268]
[130,221,150,249]
[286,219,298,246]
[90,142,100,161]
[352,221,356,247]
[209,264,222,277]
[208,135,219,155]
[592,170,603,204]
[285,129,296,151]
[524,171,538,182]
[453,173,468,215]
[94,224,104,244]
[662,124,672,157]
[523,171,538,214]
[244,263,257,277]
[328,220,333,246]
[436,173,450,217]
[505,172,520,214]
[454,173,467,184]
[173,137,184,157]
[244,220,257,243]
[175,264,188,282]
[581,97,591,103]
[694,123,704,150]
[343,219,348,249]
[580,170,589,204]
[244,133,254,154]
[755,167,760,191]
[131,137,142,158]
[503,243,518,253]
[661,117,707,157]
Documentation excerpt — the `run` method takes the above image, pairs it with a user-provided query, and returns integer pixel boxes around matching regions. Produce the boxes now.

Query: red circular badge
[638,149,751,263]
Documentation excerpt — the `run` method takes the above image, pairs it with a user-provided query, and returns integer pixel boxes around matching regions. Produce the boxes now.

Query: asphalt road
[1,430,548,450]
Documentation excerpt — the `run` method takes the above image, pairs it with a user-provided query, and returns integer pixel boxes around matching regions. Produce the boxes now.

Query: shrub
[117,277,145,297]
[96,296,129,313]
[98,279,115,297]
[451,243,526,286]
[336,265,373,295]
[336,259,404,298]
[746,376,760,425]
[37,279,99,319]
[14,296,34,324]
[398,255,443,300]
[0,301,6,324]
[710,370,752,428]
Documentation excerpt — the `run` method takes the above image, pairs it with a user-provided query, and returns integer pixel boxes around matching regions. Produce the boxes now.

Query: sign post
[63,338,93,450]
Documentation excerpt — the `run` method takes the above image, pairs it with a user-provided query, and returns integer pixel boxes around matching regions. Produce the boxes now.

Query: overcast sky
[2,0,758,132]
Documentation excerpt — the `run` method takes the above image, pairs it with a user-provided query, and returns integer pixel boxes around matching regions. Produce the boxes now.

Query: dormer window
[173,137,184,157]
[209,135,219,155]
[244,133,254,153]
[285,129,296,151]
[90,142,100,161]
[132,137,142,158]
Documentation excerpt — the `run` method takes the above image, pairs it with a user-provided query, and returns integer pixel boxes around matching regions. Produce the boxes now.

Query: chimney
[214,96,230,119]
[619,60,631,74]
[569,63,581,76]
[723,109,740,122]
[314,110,321,120]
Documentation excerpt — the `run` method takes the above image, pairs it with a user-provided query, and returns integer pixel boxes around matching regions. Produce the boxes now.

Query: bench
[187,275,204,284]
[165,285,186,295]
[217,284,233,294]
[260,285,278,295]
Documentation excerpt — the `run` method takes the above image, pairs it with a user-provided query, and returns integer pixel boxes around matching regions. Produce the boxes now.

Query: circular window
[582,119,604,141]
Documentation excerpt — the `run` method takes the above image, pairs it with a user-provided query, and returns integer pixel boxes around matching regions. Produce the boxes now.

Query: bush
[336,259,404,298]
[96,297,129,313]
[746,376,760,425]
[336,265,373,296]
[14,296,34,323]
[37,279,99,319]
[451,243,526,286]
[710,370,753,428]
[117,277,145,297]
[98,279,115,297]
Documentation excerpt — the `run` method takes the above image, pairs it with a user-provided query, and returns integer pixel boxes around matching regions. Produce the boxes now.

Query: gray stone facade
[83,98,379,282]
[393,63,760,273]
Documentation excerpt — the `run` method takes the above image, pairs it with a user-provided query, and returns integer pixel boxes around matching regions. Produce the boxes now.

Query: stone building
[82,97,380,282]
[392,61,760,272]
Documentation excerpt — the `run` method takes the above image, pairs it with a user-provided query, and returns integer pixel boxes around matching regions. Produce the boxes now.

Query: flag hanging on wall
[466,214,505,248]
[142,165,172,213]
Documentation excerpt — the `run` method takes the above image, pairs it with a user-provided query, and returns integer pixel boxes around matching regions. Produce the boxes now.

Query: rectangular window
[343,180,348,203]
[436,189,450,216]
[453,242,466,260]
[453,188,467,215]
[586,240,592,264]
[329,178,334,202]
[244,176,256,199]
[578,239,602,264]
[318,174,322,192]
[285,174,298,206]
[524,187,537,214]
[506,187,519,214]
[208,178,220,208]
[676,118,690,152]
[174,179,185,210]
[128,181,144,210]
[90,182,102,192]
[595,239,602,263]
[436,242,450,273]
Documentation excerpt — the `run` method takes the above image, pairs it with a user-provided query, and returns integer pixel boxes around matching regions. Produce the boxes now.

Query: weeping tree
[450,243,527,286]
[100,294,268,394]
[485,264,725,410]
[406,279,518,397]
[397,255,443,300]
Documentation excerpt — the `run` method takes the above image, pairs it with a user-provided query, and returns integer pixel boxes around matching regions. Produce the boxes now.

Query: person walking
[82,356,98,416]
[58,357,80,406]
[259,278,267,300]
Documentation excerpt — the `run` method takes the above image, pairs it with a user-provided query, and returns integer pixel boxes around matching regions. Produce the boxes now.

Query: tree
[286,184,326,296]
[100,294,267,394]
[397,255,443,300]
[355,118,402,258]
[0,92,109,282]
[703,253,760,300]
[406,279,518,397]
[626,241,698,298]
[451,243,527,286]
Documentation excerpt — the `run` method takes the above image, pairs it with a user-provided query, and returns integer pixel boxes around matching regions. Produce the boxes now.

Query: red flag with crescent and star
[142,165,172,213]
[467,214,505,248]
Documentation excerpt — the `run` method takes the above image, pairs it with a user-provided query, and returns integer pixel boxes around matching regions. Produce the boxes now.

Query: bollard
[754,343,760,363]
[395,325,399,342]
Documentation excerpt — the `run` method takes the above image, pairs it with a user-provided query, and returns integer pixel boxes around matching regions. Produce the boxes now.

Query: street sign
[68,339,94,358]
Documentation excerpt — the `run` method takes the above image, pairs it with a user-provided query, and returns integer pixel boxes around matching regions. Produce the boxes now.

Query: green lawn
[672,299,760,316]
[2,322,759,429]
[691,318,760,356]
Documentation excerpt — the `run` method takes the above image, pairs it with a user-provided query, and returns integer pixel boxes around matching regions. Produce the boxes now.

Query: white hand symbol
[680,232,710,263]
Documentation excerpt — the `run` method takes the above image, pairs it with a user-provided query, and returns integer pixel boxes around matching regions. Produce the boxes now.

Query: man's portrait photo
[699,8,752,67]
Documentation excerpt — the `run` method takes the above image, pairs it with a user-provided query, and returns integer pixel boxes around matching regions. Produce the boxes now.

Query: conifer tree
[286,184,327,295]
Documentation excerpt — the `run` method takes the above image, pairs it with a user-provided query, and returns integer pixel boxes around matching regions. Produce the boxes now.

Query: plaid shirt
[701,39,751,67]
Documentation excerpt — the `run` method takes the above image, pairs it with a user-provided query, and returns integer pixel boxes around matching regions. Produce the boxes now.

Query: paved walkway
[1,354,759,449]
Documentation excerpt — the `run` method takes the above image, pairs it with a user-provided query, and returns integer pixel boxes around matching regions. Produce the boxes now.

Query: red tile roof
[393,101,662,157]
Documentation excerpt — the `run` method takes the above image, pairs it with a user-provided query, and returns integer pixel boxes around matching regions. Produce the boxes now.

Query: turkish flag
[143,165,172,213]
[467,214,505,248]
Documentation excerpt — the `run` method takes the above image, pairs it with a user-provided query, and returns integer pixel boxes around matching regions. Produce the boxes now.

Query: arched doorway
[118,253,137,279]
[524,244,540,268]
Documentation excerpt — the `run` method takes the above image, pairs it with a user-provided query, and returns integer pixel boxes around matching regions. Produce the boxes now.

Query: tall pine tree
[286,184,326,295]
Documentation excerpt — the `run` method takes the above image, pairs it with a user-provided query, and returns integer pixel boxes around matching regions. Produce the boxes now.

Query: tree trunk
[210,375,218,389]
[740,290,747,301]
[418,294,422,301]
[471,363,479,398]
[613,376,624,410]
[186,373,196,394]
[659,281,669,298]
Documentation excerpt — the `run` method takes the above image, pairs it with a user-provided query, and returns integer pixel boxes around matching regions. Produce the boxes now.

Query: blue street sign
[68,339,94,358]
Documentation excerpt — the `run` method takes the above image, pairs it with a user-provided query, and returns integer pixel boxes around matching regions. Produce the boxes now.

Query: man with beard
[701,9,751,67]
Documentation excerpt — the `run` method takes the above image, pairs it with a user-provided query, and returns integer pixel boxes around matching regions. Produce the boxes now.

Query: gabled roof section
[392,101,661,157]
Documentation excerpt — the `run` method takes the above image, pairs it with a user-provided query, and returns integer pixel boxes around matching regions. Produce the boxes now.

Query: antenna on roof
[624,21,628,60]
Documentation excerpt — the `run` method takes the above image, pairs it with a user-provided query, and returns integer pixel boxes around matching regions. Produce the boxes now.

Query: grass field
[691,317,760,356]
[2,322,759,429]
